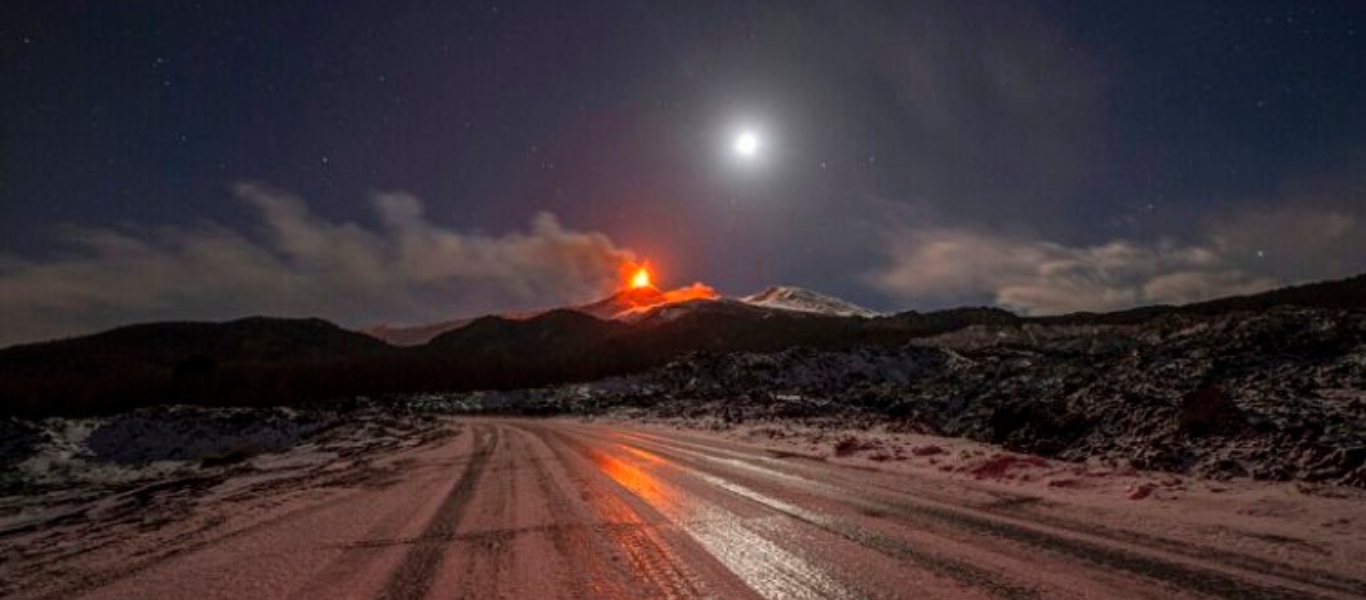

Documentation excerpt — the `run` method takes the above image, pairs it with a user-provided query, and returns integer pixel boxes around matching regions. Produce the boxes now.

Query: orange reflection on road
[618,444,667,466]
[591,447,672,507]
[589,437,856,599]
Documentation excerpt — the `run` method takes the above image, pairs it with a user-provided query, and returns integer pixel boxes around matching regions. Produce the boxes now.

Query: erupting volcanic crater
[581,264,722,321]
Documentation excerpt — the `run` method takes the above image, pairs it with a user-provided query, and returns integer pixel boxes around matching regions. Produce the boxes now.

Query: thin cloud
[867,207,1365,315]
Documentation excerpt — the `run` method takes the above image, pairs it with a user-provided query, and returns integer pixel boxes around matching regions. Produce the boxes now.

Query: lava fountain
[630,266,652,289]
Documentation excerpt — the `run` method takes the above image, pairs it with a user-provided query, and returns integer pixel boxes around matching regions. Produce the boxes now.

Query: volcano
[361,261,889,345]
[362,281,876,345]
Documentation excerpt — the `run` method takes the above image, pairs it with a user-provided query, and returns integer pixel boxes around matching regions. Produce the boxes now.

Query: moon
[733,131,760,158]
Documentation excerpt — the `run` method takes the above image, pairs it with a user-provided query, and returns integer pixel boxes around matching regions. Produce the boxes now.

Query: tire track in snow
[511,424,663,598]
[378,425,494,600]
[555,430,863,600]
[523,424,714,599]
[607,432,1040,600]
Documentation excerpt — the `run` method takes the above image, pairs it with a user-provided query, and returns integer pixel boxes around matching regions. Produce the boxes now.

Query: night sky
[2,1,1364,346]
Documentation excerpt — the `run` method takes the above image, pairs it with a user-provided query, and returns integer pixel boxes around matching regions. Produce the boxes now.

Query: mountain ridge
[362,284,866,345]
[2,273,1363,417]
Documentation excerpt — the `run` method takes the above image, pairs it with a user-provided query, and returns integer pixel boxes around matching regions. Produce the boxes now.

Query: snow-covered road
[7,419,1364,600]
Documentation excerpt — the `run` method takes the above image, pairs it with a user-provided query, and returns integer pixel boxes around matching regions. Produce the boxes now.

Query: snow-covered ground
[3,406,333,493]
[0,406,450,546]
[4,415,1361,600]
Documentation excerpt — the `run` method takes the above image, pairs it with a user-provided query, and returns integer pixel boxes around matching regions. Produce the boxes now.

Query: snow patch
[741,286,880,318]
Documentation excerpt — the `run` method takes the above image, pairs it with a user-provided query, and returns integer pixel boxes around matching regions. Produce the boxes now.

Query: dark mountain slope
[0,317,388,373]
[0,318,392,417]
[1034,274,1366,326]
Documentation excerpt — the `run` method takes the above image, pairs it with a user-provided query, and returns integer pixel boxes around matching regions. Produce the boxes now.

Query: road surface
[38,419,1366,599]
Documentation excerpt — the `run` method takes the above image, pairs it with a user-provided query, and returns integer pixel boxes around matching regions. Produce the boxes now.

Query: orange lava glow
[656,282,719,304]
[608,282,720,318]
[600,260,720,319]
[630,267,652,289]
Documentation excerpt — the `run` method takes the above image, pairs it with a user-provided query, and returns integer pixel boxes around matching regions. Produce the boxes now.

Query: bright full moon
[733,131,760,158]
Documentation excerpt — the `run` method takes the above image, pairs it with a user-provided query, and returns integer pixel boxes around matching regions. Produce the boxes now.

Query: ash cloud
[0,184,635,347]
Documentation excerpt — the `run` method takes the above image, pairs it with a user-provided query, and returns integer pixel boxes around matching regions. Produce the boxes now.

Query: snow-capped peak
[740,286,880,318]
